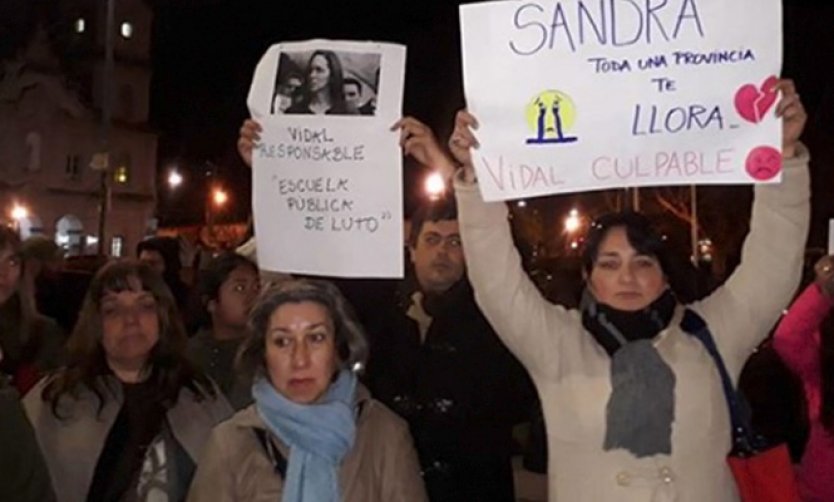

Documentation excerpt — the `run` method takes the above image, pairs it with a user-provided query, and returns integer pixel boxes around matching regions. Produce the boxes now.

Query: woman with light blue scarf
[188,279,427,502]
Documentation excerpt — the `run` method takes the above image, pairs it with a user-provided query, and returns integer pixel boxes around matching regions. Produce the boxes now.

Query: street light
[213,187,228,207]
[10,203,28,234]
[168,169,183,189]
[424,172,446,200]
[564,208,581,234]
[11,204,28,222]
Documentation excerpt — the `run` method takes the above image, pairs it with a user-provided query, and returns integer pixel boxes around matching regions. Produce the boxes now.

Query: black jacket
[363,279,535,502]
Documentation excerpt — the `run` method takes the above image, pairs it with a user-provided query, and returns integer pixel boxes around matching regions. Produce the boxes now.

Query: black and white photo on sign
[271,50,381,117]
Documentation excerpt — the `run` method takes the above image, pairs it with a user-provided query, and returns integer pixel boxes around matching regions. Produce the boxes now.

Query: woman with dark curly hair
[23,260,232,502]
[188,279,426,502]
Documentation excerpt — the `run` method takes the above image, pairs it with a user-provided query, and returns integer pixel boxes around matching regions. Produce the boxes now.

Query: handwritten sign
[460,0,782,201]
[248,40,406,277]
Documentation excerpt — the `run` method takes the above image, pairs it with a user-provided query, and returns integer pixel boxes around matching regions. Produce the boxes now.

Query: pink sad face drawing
[745,146,782,181]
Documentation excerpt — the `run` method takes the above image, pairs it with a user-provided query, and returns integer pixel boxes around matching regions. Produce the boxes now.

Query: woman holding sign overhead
[445,80,809,501]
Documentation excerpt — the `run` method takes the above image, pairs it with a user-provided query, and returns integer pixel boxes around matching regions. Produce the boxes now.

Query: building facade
[0,0,156,256]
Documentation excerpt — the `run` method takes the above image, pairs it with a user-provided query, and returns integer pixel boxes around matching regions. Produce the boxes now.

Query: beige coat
[23,375,233,502]
[454,147,810,502]
[188,385,428,502]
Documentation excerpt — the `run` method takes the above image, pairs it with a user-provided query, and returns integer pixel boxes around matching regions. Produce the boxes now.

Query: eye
[447,236,462,248]
[308,332,328,344]
[424,235,441,246]
[233,283,246,293]
[635,257,657,268]
[273,336,293,349]
[140,299,157,311]
[101,306,118,317]
[596,260,618,270]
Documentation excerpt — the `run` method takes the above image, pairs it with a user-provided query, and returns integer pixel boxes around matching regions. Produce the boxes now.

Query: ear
[206,298,217,314]
[408,245,417,265]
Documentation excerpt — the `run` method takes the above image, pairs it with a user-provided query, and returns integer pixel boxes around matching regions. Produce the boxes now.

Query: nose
[122,307,140,326]
[618,264,637,284]
[291,340,311,369]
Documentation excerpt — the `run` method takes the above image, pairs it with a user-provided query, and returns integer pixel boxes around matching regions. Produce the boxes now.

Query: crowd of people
[1,73,832,502]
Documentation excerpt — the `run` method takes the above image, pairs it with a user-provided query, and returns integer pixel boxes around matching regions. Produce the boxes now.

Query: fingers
[239,119,262,141]
[237,119,261,167]
[455,109,479,130]
[392,116,432,147]
[450,109,480,149]
[772,78,796,95]
[774,79,804,118]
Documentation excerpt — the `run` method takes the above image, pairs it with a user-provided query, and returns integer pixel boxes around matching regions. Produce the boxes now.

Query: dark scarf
[581,288,678,458]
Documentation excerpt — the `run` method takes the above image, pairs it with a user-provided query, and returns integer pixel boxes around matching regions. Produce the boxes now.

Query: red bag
[682,310,801,502]
[727,444,800,502]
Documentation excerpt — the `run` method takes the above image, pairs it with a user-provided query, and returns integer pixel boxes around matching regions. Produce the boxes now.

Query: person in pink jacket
[773,254,834,502]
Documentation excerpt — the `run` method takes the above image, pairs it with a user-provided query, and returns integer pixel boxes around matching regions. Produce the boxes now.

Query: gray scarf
[581,289,677,458]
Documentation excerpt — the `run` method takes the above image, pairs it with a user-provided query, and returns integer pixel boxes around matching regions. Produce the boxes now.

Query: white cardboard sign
[460,0,783,201]
[248,40,406,277]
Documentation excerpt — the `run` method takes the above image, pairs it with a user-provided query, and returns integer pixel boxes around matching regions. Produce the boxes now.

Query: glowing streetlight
[168,169,183,189]
[11,204,28,221]
[424,172,446,200]
[564,208,581,234]
[517,200,527,208]
[213,187,228,207]
[9,203,28,235]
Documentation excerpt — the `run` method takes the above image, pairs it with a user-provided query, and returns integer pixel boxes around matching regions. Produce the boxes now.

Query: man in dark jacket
[364,198,535,502]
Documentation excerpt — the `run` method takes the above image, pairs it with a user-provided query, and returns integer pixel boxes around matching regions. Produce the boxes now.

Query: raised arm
[693,80,810,378]
[773,256,834,379]
[450,111,575,381]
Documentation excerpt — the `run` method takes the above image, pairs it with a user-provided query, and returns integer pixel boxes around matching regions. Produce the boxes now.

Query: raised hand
[391,116,456,181]
[774,79,806,159]
[237,119,262,168]
[448,110,480,181]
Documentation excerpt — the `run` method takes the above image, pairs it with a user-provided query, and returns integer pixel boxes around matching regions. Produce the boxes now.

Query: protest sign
[248,40,406,277]
[460,0,783,201]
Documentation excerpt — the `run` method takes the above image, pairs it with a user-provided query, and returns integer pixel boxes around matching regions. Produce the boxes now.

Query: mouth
[289,377,315,387]
[614,292,642,299]
[431,260,452,271]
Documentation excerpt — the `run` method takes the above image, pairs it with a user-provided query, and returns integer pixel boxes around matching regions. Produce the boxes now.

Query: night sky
[149,1,834,245]
[150,0,467,225]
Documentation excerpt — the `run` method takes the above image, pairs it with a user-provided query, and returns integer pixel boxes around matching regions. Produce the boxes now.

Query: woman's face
[308,55,331,94]
[0,246,21,305]
[211,265,259,331]
[100,278,160,372]
[264,301,338,404]
[588,226,668,311]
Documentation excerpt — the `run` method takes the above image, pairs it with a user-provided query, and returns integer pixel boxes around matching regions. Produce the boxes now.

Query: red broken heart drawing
[734,76,779,124]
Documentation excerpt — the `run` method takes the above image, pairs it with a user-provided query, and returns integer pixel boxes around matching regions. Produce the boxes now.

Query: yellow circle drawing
[525,90,577,136]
